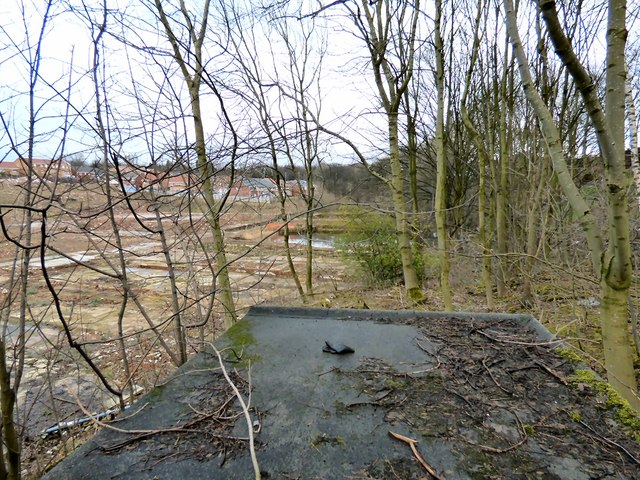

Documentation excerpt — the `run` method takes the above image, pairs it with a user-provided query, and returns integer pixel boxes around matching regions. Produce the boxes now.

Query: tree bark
[434,0,452,309]
[461,0,494,310]
[352,0,423,300]
[626,66,640,213]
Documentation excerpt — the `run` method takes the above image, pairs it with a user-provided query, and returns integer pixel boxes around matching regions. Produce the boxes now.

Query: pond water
[278,234,336,249]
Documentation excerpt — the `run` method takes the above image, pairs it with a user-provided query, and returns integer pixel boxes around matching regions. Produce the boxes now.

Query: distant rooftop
[46,306,640,479]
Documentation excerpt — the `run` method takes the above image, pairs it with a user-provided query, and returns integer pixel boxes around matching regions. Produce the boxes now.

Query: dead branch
[534,361,568,385]
[388,431,445,480]
[70,392,249,453]
[482,358,513,395]
[576,419,640,465]
[209,343,261,480]
[473,328,563,347]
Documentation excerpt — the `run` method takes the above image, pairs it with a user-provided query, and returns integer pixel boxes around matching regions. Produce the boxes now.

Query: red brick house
[24,158,74,178]
[0,160,23,176]
[166,174,190,194]
[1,158,74,178]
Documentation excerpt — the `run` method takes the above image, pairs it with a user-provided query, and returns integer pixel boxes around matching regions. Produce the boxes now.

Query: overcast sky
[0,0,393,166]
[1,0,637,167]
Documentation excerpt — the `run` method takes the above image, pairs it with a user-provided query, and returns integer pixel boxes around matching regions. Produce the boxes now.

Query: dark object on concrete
[42,405,131,437]
[322,340,355,354]
[45,306,640,479]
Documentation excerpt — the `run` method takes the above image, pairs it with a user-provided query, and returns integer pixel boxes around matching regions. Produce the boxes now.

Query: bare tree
[342,0,424,300]
[153,0,238,329]
[0,2,55,477]
[460,0,494,309]
[505,0,639,407]
[433,0,452,309]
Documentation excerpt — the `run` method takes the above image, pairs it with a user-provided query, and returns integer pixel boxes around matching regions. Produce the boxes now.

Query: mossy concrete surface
[45,306,640,479]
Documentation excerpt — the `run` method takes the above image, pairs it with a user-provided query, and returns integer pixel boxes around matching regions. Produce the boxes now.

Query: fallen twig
[70,392,249,453]
[577,419,640,465]
[464,411,528,453]
[388,431,445,480]
[317,366,339,377]
[482,358,512,395]
[473,328,563,347]
[534,361,568,385]
[209,343,261,480]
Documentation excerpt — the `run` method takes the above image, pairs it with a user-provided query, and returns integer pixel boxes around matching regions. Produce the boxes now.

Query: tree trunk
[521,150,549,306]
[461,0,494,310]
[191,94,237,330]
[389,112,423,299]
[0,345,19,480]
[434,0,452,309]
[155,0,237,330]
[352,0,423,300]
[625,66,640,355]
[155,206,187,364]
[601,281,640,409]
[495,44,510,297]
[626,68,640,212]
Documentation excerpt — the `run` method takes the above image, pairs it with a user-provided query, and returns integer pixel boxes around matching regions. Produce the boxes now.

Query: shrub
[337,206,423,286]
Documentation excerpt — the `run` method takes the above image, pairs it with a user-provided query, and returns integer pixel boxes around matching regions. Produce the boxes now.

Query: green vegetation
[222,321,261,367]
[568,410,582,422]
[337,206,425,286]
[555,347,584,364]
[311,433,346,449]
[569,369,640,441]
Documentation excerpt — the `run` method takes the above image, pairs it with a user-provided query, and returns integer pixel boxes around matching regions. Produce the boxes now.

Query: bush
[337,206,424,286]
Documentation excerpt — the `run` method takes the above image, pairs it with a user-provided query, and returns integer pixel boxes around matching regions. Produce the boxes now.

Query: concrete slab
[44,306,640,479]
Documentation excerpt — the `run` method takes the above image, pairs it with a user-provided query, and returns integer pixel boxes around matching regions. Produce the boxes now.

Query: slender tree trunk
[0,345,19,480]
[154,206,187,364]
[155,0,237,330]
[389,112,423,299]
[352,0,423,300]
[522,148,549,305]
[495,42,511,297]
[191,96,237,329]
[626,67,640,213]
[461,0,494,309]
[274,173,306,300]
[434,0,452,309]
[625,66,640,355]
[303,128,316,298]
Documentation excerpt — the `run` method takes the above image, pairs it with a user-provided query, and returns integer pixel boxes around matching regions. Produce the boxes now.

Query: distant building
[286,179,309,196]
[75,165,99,181]
[229,178,279,203]
[0,160,23,176]
[133,171,165,192]
[21,158,74,178]
[0,158,74,178]
[166,174,191,194]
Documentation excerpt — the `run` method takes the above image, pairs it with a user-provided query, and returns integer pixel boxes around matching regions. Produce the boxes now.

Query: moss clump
[311,433,346,448]
[569,369,640,441]
[568,410,582,422]
[555,347,584,364]
[225,320,256,347]
[222,321,261,367]
[384,378,407,390]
